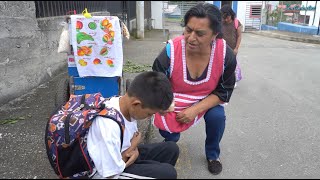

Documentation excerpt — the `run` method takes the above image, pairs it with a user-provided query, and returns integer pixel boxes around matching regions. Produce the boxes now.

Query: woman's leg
[159,129,181,142]
[204,105,226,161]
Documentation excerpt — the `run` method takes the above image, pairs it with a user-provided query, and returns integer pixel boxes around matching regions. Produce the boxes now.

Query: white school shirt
[87,96,138,179]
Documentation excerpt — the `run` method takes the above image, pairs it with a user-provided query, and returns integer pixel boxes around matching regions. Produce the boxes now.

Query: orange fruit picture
[107,59,114,67]
[93,58,102,65]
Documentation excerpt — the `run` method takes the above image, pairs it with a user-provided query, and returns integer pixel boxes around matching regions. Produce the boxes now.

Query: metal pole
[318,19,320,35]
[304,1,308,25]
[312,1,318,26]
[163,2,165,38]
[280,1,283,22]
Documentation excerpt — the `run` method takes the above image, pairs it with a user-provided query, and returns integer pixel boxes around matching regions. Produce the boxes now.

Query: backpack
[45,93,125,179]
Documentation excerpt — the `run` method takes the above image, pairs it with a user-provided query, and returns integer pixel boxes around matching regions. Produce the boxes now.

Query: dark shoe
[207,159,222,175]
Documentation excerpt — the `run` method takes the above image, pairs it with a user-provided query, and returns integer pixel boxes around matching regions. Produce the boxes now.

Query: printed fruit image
[88,22,97,30]
[107,59,114,67]
[100,18,113,33]
[93,58,102,65]
[77,46,92,56]
[102,33,114,44]
[100,47,108,56]
[101,19,109,26]
[76,21,83,30]
[77,32,94,44]
[78,59,88,66]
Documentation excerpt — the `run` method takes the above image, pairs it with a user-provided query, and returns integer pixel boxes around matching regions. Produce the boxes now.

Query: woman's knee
[204,106,226,126]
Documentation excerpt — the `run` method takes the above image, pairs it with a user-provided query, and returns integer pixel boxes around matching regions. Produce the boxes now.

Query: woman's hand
[233,48,238,56]
[176,106,198,124]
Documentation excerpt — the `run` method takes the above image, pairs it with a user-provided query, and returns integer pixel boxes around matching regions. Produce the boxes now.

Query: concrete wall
[236,1,247,32]
[0,1,112,104]
[278,22,319,35]
[0,1,66,104]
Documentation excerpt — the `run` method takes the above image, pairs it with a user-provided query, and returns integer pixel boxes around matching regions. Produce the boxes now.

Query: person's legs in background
[204,105,226,175]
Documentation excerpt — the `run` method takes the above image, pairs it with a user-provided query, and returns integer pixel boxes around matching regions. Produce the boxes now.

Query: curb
[249,31,320,45]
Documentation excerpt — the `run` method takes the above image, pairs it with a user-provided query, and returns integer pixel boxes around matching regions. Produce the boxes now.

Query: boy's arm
[87,117,126,178]
[121,132,142,165]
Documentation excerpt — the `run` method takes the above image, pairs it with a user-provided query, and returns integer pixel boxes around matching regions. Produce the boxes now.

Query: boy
[87,71,179,179]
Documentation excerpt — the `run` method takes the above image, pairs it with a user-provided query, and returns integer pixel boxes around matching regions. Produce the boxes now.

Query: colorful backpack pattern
[45,93,125,179]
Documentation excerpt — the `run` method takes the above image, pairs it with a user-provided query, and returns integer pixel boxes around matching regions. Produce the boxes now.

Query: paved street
[154,32,320,178]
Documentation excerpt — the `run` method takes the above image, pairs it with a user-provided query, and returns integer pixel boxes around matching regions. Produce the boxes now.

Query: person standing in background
[220,5,243,88]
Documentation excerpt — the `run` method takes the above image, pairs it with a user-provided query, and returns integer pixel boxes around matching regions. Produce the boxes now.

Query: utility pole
[317,19,320,35]
[304,1,309,25]
[280,1,283,22]
[312,1,318,26]
[136,1,144,39]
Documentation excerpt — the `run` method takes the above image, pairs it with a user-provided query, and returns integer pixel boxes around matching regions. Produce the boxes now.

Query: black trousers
[121,141,179,179]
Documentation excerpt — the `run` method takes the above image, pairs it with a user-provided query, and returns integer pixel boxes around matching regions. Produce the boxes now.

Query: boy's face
[129,99,160,121]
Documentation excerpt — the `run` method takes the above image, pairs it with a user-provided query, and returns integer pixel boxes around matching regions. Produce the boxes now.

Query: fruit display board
[70,15,123,77]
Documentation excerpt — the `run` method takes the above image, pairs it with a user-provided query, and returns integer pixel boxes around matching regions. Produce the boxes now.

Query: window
[250,5,262,18]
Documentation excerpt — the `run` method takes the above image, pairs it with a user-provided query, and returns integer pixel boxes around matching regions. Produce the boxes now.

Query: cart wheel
[125,79,132,92]
[54,77,70,107]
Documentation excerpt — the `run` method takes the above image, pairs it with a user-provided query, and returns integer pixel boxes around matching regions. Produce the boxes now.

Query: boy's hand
[130,131,142,147]
[125,148,139,167]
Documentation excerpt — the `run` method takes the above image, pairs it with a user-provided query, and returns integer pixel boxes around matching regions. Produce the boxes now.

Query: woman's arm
[234,23,243,55]
[211,45,237,102]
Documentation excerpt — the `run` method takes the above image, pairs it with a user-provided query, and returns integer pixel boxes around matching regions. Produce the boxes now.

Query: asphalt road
[149,32,320,178]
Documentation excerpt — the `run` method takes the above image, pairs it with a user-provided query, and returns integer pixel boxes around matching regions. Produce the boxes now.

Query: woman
[220,4,243,87]
[152,3,237,175]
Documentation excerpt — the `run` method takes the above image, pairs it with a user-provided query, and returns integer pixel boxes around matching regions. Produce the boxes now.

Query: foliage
[0,117,26,125]
[123,60,152,73]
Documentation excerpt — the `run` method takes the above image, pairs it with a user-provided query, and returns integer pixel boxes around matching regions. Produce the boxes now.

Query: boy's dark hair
[183,2,222,35]
[220,4,236,21]
[127,71,173,111]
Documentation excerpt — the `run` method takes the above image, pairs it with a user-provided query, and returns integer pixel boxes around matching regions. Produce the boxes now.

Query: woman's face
[184,16,217,53]
[222,13,232,23]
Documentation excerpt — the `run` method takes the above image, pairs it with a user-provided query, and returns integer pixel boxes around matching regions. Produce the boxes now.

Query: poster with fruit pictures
[70,15,123,77]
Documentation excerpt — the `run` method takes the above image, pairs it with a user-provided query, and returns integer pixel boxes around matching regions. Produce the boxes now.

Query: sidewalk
[249,30,320,44]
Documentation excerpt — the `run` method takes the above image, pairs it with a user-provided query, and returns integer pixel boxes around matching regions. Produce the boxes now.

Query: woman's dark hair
[220,4,236,21]
[183,2,222,35]
[127,71,173,111]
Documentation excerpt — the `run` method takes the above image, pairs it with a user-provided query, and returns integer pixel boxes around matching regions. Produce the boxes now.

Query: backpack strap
[234,18,239,30]
[98,107,125,150]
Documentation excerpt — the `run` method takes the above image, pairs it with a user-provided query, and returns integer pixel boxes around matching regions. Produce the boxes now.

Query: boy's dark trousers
[121,141,179,179]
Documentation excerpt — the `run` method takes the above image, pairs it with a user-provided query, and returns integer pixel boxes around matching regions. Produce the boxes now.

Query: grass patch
[0,117,26,125]
[123,60,152,73]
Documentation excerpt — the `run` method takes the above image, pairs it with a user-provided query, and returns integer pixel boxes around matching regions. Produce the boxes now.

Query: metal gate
[244,1,263,31]
[163,1,204,33]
